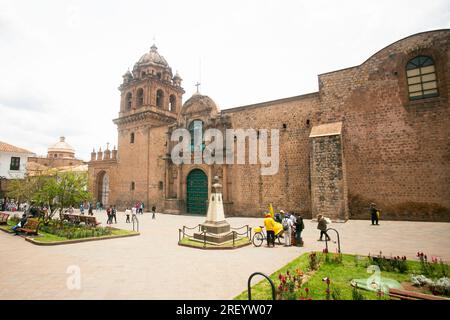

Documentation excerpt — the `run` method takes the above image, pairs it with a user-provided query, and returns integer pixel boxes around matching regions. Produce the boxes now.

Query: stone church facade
[88,29,450,221]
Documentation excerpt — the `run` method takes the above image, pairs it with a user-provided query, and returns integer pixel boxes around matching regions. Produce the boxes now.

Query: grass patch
[2,219,138,243]
[234,252,437,300]
[179,236,250,248]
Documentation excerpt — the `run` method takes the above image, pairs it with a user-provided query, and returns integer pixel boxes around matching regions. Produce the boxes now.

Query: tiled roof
[0,141,34,154]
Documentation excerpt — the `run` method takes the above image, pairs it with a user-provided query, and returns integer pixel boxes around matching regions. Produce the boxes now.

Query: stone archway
[186,169,208,215]
[96,171,109,206]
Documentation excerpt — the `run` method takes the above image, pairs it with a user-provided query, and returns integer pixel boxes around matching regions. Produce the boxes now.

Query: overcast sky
[0,0,449,161]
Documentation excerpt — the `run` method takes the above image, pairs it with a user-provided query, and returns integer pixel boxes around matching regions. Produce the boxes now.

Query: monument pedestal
[193,221,234,244]
[193,176,235,245]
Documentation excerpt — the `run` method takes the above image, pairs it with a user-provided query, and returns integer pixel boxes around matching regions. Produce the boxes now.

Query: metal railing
[248,272,276,300]
[132,214,139,232]
[178,224,251,248]
[324,228,341,253]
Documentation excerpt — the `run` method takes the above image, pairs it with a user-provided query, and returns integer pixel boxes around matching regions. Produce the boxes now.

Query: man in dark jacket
[295,214,305,246]
[317,215,330,241]
[369,203,379,225]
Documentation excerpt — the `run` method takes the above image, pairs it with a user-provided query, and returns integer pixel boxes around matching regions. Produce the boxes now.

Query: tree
[34,171,92,221]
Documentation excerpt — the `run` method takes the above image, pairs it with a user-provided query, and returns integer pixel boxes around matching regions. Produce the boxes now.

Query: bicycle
[252,226,283,247]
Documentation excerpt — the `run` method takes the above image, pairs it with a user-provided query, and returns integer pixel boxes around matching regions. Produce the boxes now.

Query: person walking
[369,203,380,225]
[80,203,85,215]
[125,208,131,223]
[112,205,117,224]
[317,215,330,241]
[295,214,305,246]
[282,213,294,247]
[264,213,276,248]
[88,203,93,216]
[106,206,113,224]
[151,206,156,219]
[140,202,144,214]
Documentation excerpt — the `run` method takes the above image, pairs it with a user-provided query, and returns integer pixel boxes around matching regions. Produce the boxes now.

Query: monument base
[193,221,234,244]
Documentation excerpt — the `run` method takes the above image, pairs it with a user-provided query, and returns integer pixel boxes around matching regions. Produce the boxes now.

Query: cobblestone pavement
[1,211,449,299]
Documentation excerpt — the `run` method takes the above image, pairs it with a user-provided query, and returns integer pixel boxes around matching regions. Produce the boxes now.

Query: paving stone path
[1,211,449,299]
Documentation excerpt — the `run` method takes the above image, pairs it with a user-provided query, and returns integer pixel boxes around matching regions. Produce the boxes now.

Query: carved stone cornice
[113,109,177,126]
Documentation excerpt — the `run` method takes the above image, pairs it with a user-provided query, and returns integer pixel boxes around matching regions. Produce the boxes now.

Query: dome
[180,93,220,117]
[48,136,75,154]
[135,44,169,67]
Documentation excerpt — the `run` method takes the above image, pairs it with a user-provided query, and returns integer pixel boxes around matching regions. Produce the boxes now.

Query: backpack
[282,218,289,231]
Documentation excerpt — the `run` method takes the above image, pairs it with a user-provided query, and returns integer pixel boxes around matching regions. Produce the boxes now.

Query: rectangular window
[10,157,20,171]
[130,132,135,144]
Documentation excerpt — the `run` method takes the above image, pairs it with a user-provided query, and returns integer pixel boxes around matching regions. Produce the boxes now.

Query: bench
[389,288,450,300]
[0,212,10,225]
[60,213,100,227]
[16,218,40,235]
[79,215,101,227]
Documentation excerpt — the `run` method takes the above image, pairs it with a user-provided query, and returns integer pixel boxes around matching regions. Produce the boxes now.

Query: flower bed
[234,251,450,300]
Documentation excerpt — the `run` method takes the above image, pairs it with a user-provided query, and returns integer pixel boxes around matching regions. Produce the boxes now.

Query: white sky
[0,0,449,161]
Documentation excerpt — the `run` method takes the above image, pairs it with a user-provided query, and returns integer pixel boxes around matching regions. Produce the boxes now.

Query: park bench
[60,213,100,227]
[16,218,40,235]
[0,212,10,225]
[388,288,450,300]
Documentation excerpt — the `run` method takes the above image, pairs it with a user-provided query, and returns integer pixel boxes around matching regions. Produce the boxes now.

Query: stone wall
[309,134,348,221]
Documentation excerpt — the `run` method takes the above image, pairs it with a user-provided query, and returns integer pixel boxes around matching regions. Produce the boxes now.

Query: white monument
[194,176,234,244]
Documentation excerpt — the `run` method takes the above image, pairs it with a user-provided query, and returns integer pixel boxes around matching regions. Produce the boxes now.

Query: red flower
[278,274,283,280]
[305,288,309,293]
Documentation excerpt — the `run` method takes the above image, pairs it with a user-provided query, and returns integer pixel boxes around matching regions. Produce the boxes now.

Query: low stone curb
[25,232,140,246]
[178,240,251,250]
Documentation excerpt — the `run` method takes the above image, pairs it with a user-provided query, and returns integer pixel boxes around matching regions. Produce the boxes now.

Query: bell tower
[117,44,184,120]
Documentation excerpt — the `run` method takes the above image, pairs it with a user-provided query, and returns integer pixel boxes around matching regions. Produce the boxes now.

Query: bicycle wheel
[252,232,264,247]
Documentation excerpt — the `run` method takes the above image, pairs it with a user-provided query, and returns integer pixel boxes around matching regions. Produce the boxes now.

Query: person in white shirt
[282,214,294,246]
[125,208,131,223]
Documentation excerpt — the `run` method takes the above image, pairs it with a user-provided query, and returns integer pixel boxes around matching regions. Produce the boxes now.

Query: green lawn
[234,252,437,300]
[179,236,250,248]
[1,219,138,243]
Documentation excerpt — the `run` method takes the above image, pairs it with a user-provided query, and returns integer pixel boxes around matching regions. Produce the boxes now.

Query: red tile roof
[0,141,34,154]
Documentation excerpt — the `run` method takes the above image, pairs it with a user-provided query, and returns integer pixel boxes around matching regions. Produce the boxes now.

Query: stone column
[177,165,182,199]
[222,164,228,202]
[208,166,212,198]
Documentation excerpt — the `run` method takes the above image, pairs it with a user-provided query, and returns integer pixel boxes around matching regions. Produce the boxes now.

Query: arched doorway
[186,169,208,215]
[96,171,109,206]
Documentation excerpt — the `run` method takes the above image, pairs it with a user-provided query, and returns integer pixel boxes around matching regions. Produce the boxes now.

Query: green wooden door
[187,169,208,215]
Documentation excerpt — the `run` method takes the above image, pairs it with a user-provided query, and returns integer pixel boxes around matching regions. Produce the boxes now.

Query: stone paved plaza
[1,212,449,300]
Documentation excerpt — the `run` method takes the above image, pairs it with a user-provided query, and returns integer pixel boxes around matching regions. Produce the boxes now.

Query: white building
[0,141,35,180]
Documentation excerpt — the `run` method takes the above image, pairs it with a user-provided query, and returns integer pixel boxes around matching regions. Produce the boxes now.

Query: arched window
[188,120,205,152]
[406,56,438,100]
[169,95,176,112]
[126,92,132,110]
[156,89,164,108]
[131,181,135,191]
[136,88,144,107]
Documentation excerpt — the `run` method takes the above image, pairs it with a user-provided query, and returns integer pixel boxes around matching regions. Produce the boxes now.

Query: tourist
[96,201,100,212]
[317,215,330,241]
[140,202,144,214]
[80,203,85,215]
[295,213,305,247]
[88,203,93,216]
[12,213,28,234]
[151,205,156,219]
[106,206,112,224]
[369,203,380,225]
[131,206,137,217]
[264,213,276,248]
[125,207,131,223]
[112,205,117,224]
[282,213,294,247]
[274,211,282,224]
